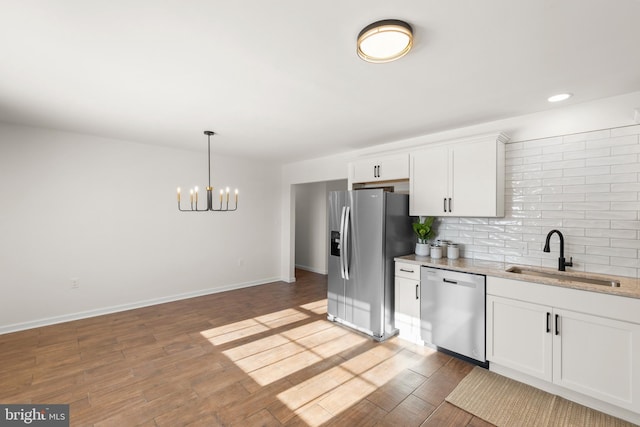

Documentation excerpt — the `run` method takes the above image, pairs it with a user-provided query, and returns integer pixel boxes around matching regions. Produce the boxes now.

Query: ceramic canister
[447,243,459,260]
[436,240,450,258]
[430,244,443,259]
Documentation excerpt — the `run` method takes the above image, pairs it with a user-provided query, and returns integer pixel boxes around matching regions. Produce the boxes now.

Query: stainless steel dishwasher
[420,266,486,363]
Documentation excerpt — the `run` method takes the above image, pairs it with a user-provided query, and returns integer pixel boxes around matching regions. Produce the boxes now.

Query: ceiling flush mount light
[177,131,238,212]
[548,93,572,103]
[357,19,413,63]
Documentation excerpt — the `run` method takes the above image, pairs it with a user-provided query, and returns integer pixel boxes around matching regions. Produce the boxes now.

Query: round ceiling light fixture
[357,19,413,63]
[547,93,573,103]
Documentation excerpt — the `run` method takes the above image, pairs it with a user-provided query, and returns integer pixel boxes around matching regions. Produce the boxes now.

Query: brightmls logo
[0,405,68,426]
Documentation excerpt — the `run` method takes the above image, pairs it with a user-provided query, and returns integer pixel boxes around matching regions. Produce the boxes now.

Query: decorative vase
[415,242,430,257]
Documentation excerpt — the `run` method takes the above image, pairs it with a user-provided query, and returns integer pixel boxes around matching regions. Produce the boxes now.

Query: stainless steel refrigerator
[328,189,413,341]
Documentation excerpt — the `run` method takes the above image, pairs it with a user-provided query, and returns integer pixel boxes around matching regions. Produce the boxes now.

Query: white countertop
[395,254,640,299]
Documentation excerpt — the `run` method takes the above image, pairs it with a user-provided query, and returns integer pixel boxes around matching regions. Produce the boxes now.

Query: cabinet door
[409,146,448,216]
[487,295,553,381]
[394,276,420,339]
[378,154,409,181]
[351,159,379,183]
[350,154,409,184]
[450,139,500,216]
[553,308,640,412]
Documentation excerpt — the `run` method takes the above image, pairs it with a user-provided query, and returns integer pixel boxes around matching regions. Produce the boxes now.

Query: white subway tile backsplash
[586,154,638,167]
[542,159,585,170]
[522,219,563,227]
[585,211,637,220]
[610,201,640,211]
[562,219,610,228]
[563,129,611,143]
[612,144,640,155]
[583,264,637,277]
[611,239,640,249]
[573,254,610,265]
[586,192,637,202]
[524,136,563,149]
[586,246,637,258]
[459,218,490,225]
[611,220,640,230]
[429,125,640,278]
[562,147,610,160]
[562,166,610,177]
[611,182,640,192]
[505,163,543,173]
[586,173,637,184]
[585,228,635,239]
[586,134,637,149]
[542,177,585,186]
[506,147,542,158]
[562,202,610,211]
[610,125,640,137]
[541,211,585,219]
[614,163,640,173]
[541,193,585,203]
[523,153,563,165]
[563,184,610,194]
[522,170,563,180]
[542,141,585,154]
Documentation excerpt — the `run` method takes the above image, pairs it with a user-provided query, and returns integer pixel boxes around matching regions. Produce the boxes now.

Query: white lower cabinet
[552,308,640,410]
[394,262,421,343]
[487,276,640,419]
[487,295,552,381]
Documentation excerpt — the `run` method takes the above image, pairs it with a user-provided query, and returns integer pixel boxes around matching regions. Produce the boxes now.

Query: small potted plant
[412,216,434,256]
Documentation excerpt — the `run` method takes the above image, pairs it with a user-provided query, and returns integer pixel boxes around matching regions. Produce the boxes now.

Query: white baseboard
[295,264,327,275]
[0,276,280,335]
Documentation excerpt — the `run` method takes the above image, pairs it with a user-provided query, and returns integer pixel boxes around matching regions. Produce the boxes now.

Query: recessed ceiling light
[357,19,413,63]
[547,93,572,103]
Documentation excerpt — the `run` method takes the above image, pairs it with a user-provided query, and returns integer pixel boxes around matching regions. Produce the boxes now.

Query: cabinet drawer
[395,262,420,280]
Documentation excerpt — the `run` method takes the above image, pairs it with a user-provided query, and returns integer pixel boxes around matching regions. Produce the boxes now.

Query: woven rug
[446,367,638,427]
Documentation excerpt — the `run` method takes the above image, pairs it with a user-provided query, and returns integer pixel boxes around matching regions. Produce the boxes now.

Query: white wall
[0,124,281,332]
[294,182,327,274]
[280,91,640,281]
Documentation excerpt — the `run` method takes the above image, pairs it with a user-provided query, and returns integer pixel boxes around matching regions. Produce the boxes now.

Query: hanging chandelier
[177,131,238,212]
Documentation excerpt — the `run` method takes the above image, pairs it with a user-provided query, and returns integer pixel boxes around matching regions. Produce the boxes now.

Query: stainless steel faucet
[543,229,573,271]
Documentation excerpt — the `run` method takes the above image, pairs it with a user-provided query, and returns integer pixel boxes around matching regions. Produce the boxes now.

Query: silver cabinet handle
[448,197,452,213]
[415,284,419,300]
[443,198,447,212]
[399,268,414,273]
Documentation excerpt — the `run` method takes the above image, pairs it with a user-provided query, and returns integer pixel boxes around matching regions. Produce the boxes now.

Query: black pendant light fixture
[177,131,238,212]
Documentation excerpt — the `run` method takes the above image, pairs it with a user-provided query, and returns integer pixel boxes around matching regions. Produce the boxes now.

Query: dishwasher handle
[443,278,458,285]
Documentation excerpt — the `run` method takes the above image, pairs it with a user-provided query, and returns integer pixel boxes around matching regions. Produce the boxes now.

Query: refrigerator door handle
[343,206,351,280]
[339,206,346,279]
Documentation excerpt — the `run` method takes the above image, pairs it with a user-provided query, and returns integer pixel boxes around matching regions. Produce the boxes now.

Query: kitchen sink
[505,266,621,287]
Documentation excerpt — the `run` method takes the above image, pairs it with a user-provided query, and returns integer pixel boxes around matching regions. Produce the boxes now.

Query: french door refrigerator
[328,189,413,341]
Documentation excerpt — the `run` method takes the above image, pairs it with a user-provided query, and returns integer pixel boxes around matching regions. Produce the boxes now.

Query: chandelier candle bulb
[177,187,181,202]
[194,186,199,204]
[189,189,193,203]
[235,189,238,204]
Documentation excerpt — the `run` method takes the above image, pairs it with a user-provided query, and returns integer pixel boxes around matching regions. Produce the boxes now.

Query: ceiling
[1,1,639,162]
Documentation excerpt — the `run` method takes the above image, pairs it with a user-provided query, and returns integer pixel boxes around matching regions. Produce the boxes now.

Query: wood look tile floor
[0,270,494,426]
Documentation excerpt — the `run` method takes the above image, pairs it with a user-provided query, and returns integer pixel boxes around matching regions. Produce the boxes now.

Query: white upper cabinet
[349,153,409,185]
[410,133,507,217]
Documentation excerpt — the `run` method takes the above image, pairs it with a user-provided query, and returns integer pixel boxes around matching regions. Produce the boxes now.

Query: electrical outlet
[70,278,79,289]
